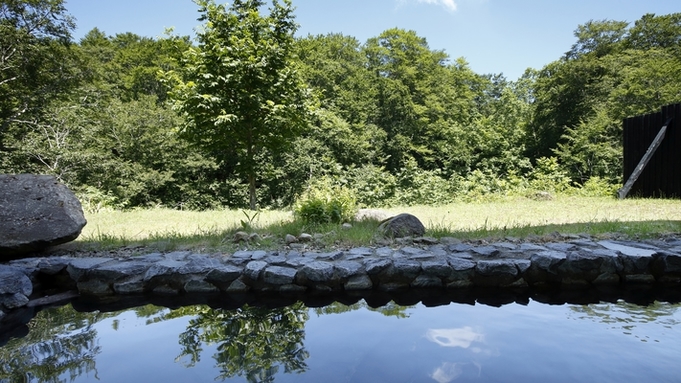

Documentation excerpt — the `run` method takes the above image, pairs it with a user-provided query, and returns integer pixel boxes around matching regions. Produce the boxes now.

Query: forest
[2,0,681,212]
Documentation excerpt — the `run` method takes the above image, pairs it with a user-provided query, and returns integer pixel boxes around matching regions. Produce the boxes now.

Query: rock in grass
[378,213,425,238]
[0,174,87,259]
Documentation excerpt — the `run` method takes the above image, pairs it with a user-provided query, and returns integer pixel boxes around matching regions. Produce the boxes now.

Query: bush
[294,178,358,225]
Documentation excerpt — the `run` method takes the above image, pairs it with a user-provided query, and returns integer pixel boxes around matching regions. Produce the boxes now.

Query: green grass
[72,195,681,254]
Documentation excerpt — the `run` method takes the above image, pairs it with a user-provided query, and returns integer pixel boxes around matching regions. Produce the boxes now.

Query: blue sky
[64,0,680,80]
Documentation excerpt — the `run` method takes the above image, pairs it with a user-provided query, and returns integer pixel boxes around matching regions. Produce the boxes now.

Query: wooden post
[618,117,673,199]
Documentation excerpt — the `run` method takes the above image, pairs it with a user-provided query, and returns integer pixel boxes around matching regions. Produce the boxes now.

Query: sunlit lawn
[73,195,681,253]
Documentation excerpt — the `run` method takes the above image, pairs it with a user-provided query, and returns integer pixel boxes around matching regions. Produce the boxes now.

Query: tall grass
[74,196,681,253]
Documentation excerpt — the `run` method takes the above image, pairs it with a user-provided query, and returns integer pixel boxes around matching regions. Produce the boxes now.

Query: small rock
[233,231,250,243]
[285,234,298,244]
[298,233,313,242]
[342,223,353,230]
[249,233,262,242]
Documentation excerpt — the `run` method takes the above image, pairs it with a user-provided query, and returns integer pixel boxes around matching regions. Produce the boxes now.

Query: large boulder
[378,213,426,238]
[0,174,87,259]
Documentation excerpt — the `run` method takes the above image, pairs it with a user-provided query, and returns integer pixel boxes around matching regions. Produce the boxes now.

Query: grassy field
[73,196,681,253]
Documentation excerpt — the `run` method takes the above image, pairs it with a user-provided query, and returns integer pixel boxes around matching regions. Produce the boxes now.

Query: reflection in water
[162,303,310,382]
[426,327,487,383]
[0,307,107,382]
[430,362,482,383]
[568,300,681,342]
[426,327,484,349]
[0,299,680,382]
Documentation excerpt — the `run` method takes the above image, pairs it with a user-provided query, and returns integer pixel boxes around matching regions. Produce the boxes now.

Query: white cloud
[414,0,458,12]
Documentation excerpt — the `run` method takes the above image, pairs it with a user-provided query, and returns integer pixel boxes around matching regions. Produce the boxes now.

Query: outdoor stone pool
[1,292,680,382]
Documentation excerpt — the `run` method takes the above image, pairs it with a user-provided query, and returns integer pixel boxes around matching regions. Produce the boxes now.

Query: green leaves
[167,0,310,209]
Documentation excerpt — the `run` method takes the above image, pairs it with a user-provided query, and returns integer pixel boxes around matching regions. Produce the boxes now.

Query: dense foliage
[1,0,680,211]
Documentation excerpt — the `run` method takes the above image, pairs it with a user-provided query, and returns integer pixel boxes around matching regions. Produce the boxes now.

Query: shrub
[294,178,358,225]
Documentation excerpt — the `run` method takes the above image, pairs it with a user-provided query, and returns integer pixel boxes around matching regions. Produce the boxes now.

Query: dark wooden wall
[622,103,681,198]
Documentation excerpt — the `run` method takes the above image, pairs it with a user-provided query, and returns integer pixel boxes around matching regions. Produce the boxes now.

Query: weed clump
[294,178,358,225]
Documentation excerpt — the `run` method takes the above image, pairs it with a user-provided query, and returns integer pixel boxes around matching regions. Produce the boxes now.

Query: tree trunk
[248,172,256,211]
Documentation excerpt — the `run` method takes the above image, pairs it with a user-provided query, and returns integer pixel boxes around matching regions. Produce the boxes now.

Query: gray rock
[152,285,179,295]
[0,265,33,296]
[232,250,253,259]
[449,243,473,252]
[377,259,420,285]
[184,279,219,293]
[471,246,500,257]
[399,246,428,257]
[206,265,243,284]
[315,251,344,261]
[530,251,566,273]
[178,256,224,274]
[113,277,145,294]
[66,257,113,281]
[411,275,442,288]
[0,174,87,258]
[285,234,298,244]
[279,284,307,293]
[545,243,578,252]
[299,261,335,282]
[89,260,150,281]
[298,233,313,242]
[378,213,426,238]
[334,261,364,279]
[652,251,681,274]
[243,261,268,281]
[598,241,657,257]
[1,293,29,309]
[447,256,476,271]
[421,258,452,277]
[263,266,297,285]
[226,278,250,292]
[349,247,375,257]
[265,254,288,265]
[37,257,71,275]
[164,251,191,261]
[233,231,250,243]
[519,243,548,251]
[365,258,392,274]
[513,259,532,274]
[77,279,112,295]
[143,259,189,282]
[344,274,373,290]
[476,260,519,277]
[374,247,393,257]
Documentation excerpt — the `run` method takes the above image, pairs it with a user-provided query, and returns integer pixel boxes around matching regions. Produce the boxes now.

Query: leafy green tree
[165,0,311,210]
[532,13,681,184]
[0,0,77,155]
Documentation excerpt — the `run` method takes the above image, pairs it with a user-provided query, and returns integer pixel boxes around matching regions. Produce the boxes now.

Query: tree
[165,0,310,210]
[0,0,77,152]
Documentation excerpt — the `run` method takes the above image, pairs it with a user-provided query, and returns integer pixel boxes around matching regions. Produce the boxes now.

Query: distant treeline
[2,1,680,210]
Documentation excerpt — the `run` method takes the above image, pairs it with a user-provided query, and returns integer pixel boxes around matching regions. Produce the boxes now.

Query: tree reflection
[0,306,105,382]
[568,301,681,341]
[163,303,310,383]
[313,300,412,318]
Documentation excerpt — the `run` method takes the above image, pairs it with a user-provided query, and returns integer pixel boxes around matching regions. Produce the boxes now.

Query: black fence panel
[622,103,681,198]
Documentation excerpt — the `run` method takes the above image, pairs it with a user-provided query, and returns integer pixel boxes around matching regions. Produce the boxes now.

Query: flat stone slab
[598,241,658,257]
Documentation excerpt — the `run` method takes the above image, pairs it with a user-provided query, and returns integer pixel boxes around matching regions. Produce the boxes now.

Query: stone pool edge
[2,236,681,320]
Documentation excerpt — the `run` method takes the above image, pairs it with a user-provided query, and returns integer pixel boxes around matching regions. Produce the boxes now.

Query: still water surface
[2,298,680,382]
